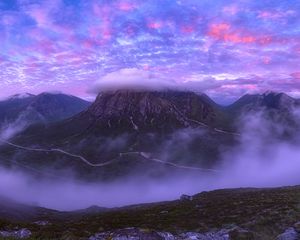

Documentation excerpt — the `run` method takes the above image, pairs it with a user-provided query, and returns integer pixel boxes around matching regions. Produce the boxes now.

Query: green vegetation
[1,186,300,239]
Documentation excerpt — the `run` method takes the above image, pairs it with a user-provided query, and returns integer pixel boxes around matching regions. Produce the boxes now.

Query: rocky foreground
[2,186,300,239]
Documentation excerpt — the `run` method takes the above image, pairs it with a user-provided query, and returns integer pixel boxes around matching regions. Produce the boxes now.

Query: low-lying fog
[1,111,300,211]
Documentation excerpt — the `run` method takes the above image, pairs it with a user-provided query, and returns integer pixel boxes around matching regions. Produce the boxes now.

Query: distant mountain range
[0,90,299,180]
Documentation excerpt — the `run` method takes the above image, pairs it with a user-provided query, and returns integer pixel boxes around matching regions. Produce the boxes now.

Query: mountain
[0,92,91,128]
[1,90,299,181]
[0,90,236,181]
[0,93,36,124]
[18,90,231,142]
[228,91,300,113]
[73,90,227,133]
[227,91,300,132]
[25,92,91,123]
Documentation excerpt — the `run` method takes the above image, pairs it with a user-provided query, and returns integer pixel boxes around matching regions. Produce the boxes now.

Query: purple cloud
[0,0,299,102]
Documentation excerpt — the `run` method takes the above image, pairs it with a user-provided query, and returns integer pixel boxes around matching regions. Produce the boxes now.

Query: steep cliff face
[85,90,218,132]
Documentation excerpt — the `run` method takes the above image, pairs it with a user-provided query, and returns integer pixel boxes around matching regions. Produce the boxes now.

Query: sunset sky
[0,0,300,103]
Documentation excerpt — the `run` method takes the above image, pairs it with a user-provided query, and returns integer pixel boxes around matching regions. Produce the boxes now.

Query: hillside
[1,186,300,239]
[0,92,91,129]
[1,90,300,181]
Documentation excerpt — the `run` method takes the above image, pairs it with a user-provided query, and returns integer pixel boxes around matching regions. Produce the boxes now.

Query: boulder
[276,228,299,240]
[180,194,193,201]
[0,228,31,239]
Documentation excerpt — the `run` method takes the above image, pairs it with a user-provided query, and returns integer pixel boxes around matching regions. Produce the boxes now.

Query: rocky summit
[83,90,221,132]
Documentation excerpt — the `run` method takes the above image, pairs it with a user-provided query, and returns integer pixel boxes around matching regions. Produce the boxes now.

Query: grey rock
[180,194,193,201]
[293,222,300,233]
[159,210,169,215]
[0,228,32,239]
[157,232,176,240]
[89,228,165,240]
[34,220,49,226]
[180,230,229,240]
[89,228,231,240]
[89,227,257,240]
[228,227,255,240]
[276,228,299,240]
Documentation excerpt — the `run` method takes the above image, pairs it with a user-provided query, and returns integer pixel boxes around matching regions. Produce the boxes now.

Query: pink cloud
[258,10,296,20]
[262,57,271,65]
[222,5,240,15]
[181,25,195,34]
[147,21,163,29]
[28,8,49,27]
[91,3,113,42]
[291,72,300,79]
[208,22,272,45]
[117,1,136,11]
[208,23,255,44]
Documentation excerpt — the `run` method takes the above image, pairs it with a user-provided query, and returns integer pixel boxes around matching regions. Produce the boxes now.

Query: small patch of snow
[9,93,34,100]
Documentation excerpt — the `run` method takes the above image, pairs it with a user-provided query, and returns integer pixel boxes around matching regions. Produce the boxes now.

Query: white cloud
[91,68,178,92]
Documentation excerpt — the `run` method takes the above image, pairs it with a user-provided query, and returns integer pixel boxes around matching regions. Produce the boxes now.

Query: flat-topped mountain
[83,90,222,132]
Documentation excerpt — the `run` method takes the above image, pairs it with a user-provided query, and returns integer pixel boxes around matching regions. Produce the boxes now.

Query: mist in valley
[0,109,300,211]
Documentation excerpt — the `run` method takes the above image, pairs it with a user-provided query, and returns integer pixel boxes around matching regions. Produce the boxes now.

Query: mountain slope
[228,91,300,114]
[1,186,300,240]
[0,90,236,181]
[0,92,91,128]
[227,91,300,132]
[2,90,299,181]
[0,94,36,124]
[26,92,91,123]
[18,90,231,141]
[80,90,224,132]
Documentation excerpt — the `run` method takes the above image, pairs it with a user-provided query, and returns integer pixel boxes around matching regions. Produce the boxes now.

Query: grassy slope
[1,186,300,239]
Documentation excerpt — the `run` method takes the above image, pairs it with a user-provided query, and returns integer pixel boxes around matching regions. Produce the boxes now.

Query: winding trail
[0,138,222,173]
[121,152,221,173]
[0,139,118,167]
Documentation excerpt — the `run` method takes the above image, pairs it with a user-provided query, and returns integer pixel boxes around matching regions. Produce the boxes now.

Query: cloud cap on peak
[90,68,180,93]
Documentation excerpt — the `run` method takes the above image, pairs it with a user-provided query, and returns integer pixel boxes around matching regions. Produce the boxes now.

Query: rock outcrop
[85,90,220,132]
[88,227,255,240]
[0,228,31,239]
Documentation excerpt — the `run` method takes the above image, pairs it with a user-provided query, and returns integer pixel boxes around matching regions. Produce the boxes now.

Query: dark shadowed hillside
[1,186,300,240]
[0,90,300,181]
[0,92,91,129]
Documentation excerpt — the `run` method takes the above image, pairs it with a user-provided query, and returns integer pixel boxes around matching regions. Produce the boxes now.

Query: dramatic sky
[0,0,300,103]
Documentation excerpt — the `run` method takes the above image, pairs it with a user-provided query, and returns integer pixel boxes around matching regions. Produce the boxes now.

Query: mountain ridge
[0,90,299,181]
[0,92,91,129]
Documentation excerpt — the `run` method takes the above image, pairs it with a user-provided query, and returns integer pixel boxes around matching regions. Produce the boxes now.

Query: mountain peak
[85,90,218,132]
[8,93,35,100]
[0,93,91,128]
[263,90,278,96]
[229,91,297,113]
[262,91,290,98]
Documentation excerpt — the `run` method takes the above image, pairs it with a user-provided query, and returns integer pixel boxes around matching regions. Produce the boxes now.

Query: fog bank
[0,110,300,211]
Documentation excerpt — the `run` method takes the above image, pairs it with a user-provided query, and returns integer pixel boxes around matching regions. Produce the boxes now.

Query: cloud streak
[0,0,299,102]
